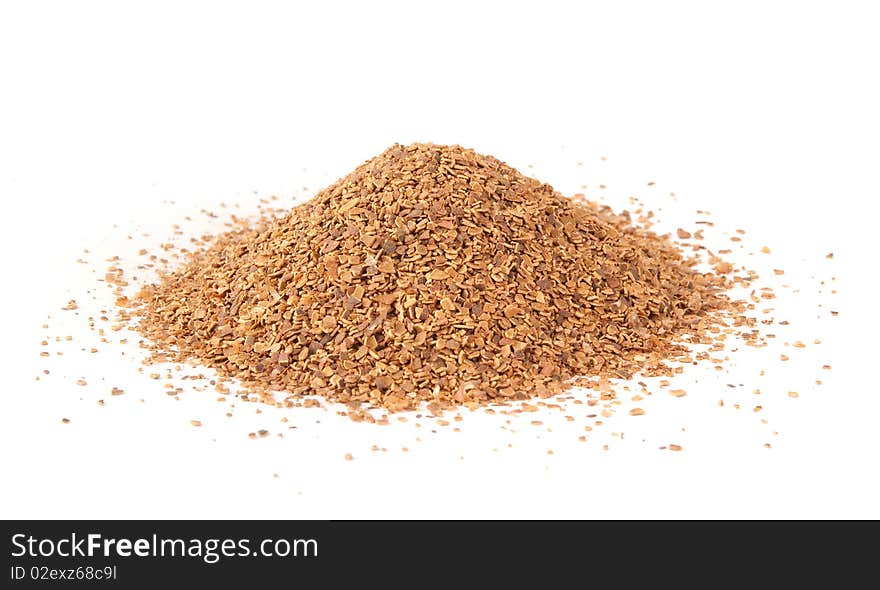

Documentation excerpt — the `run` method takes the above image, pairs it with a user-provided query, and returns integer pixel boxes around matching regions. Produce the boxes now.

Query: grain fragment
[427,269,449,281]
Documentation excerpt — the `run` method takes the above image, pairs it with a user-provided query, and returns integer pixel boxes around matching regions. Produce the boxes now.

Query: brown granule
[190,420,202,427]
[123,143,740,414]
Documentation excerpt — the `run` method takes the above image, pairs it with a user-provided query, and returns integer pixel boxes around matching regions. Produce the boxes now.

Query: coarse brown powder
[122,143,743,414]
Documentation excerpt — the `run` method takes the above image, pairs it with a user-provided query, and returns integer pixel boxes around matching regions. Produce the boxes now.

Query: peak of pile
[134,143,729,411]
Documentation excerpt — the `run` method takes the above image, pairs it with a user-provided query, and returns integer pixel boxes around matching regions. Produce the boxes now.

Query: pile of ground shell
[132,143,730,412]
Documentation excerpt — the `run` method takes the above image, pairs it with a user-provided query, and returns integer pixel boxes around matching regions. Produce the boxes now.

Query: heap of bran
[130,143,733,412]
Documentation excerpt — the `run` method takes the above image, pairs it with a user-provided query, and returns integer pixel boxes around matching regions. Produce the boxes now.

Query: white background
[1,1,877,519]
